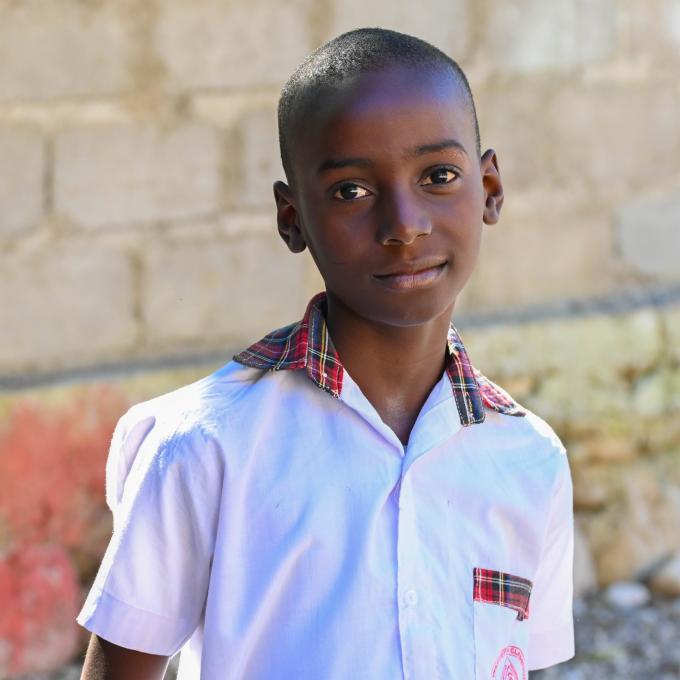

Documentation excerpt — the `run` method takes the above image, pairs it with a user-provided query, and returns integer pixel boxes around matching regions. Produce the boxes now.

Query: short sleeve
[77,408,224,656]
[527,451,575,670]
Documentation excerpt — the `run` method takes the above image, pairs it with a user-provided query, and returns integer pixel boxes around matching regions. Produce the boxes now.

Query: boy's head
[278,28,481,183]
[273,28,503,328]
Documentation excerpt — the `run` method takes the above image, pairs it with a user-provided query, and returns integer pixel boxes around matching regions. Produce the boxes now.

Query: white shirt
[78,295,574,679]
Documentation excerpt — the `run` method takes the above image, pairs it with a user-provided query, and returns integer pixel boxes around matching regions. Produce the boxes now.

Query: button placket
[395,468,438,679]
[396,470,412,671]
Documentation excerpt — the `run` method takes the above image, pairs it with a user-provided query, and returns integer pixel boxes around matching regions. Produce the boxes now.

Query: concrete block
[228,107,284,209]
[476,83,554,190]
[190,92,279,128]
[154,0,314,91]
[0,1,132,102]
[549,84,680,202]
[613,1,679,71]
[54,123,221,228]
[324,0,472,60]
[482,0,616,73]
[460,197,614,314]
[0,130,44,234]
[141,233,308,348]
[616,192,680,281]
[0,249,137,373]
[664,0,680,51]
[191,93,285,208]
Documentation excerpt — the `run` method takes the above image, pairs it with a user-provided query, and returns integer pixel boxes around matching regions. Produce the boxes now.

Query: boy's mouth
[373,259,448,290]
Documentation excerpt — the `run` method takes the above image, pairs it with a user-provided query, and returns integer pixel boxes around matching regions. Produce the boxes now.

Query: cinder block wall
[1,0,679,376]
[1,0,680,675]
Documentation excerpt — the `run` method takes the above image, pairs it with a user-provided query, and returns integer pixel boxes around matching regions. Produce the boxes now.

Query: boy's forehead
[289,65,476,174]
[326,65,464,115]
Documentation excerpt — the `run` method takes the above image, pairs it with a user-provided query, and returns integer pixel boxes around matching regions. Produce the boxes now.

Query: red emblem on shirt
[491,645,526,680]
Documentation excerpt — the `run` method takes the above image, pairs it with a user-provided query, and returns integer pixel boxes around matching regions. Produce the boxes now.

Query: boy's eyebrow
[317,157,372,174]
[405,138,468,158]
[316,139,468,174]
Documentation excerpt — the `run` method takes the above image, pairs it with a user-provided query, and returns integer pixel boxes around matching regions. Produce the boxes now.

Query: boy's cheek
[305,224,368,266]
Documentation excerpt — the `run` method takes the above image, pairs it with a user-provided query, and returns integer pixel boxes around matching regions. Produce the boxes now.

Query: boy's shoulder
[471,369,567,473]
[106,361,258,511]
[118,360,259,437]
[447,324,566,461]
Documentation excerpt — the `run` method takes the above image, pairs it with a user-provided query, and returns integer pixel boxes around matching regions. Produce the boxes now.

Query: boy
[79,28,574,680]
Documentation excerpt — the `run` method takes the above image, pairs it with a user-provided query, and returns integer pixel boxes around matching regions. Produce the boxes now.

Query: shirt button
[404,589,419,606]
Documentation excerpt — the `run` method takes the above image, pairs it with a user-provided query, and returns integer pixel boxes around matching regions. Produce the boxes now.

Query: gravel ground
[18,593,680,679]
[532,593,680,680]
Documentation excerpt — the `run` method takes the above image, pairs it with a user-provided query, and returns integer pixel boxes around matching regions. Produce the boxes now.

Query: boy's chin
[370,302,456,328]
[333,291,458,330]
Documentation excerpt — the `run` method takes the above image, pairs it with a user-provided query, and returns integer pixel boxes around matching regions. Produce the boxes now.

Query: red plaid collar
[233,292,525,426]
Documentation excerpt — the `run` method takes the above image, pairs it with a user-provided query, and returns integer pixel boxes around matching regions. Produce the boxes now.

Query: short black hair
[277,27,480,182]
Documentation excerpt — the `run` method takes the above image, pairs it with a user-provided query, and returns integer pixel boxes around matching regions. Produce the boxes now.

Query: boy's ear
[273,181,307,253]
[480,149,504,225]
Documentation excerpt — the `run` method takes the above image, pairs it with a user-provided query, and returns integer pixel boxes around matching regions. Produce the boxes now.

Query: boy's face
[275,65,503,328]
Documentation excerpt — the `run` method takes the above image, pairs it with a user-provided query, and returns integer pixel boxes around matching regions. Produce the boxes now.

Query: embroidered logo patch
[491,645,526,680]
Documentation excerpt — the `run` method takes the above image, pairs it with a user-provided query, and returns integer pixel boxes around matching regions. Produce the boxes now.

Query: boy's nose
[376,190,432,246]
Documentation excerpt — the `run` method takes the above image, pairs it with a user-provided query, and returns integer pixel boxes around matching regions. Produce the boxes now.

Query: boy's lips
[373,258,448,290]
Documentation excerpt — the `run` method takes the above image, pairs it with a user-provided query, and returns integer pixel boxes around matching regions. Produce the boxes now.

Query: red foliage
[0,385,130,673]
[0,543,80,677]
[0,385,127,553]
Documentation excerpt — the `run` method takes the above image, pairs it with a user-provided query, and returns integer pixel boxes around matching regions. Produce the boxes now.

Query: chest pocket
[472,568,532,680]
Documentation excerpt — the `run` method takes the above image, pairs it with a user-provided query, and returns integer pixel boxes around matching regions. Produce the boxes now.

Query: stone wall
[1,0,679,676]
[467,302,680,589]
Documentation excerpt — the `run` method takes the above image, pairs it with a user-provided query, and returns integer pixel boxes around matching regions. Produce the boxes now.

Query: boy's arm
[527,450,575,670]
[81,634,169,680]
[78,412,222,661]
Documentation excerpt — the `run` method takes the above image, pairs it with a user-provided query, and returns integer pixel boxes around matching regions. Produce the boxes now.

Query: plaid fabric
[446,328,525,424]
[234,292,526,425]
[473,567,532,621]
[233,292,344,398]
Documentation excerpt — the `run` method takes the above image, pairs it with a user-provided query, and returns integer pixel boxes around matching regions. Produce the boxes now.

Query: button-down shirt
[78,292,574,679]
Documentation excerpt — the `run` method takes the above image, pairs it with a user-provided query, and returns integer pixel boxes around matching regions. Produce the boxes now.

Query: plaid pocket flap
[473,567,532,621]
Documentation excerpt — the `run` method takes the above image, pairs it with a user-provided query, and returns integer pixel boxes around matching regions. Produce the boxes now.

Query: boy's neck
[325,293,454,446]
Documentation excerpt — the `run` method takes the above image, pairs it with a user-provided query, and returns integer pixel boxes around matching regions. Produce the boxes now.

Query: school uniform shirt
[78,292,574,680]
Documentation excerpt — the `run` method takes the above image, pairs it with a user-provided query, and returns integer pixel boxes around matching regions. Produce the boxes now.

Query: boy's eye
[421,168,459,185]
[332,184,371,200]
